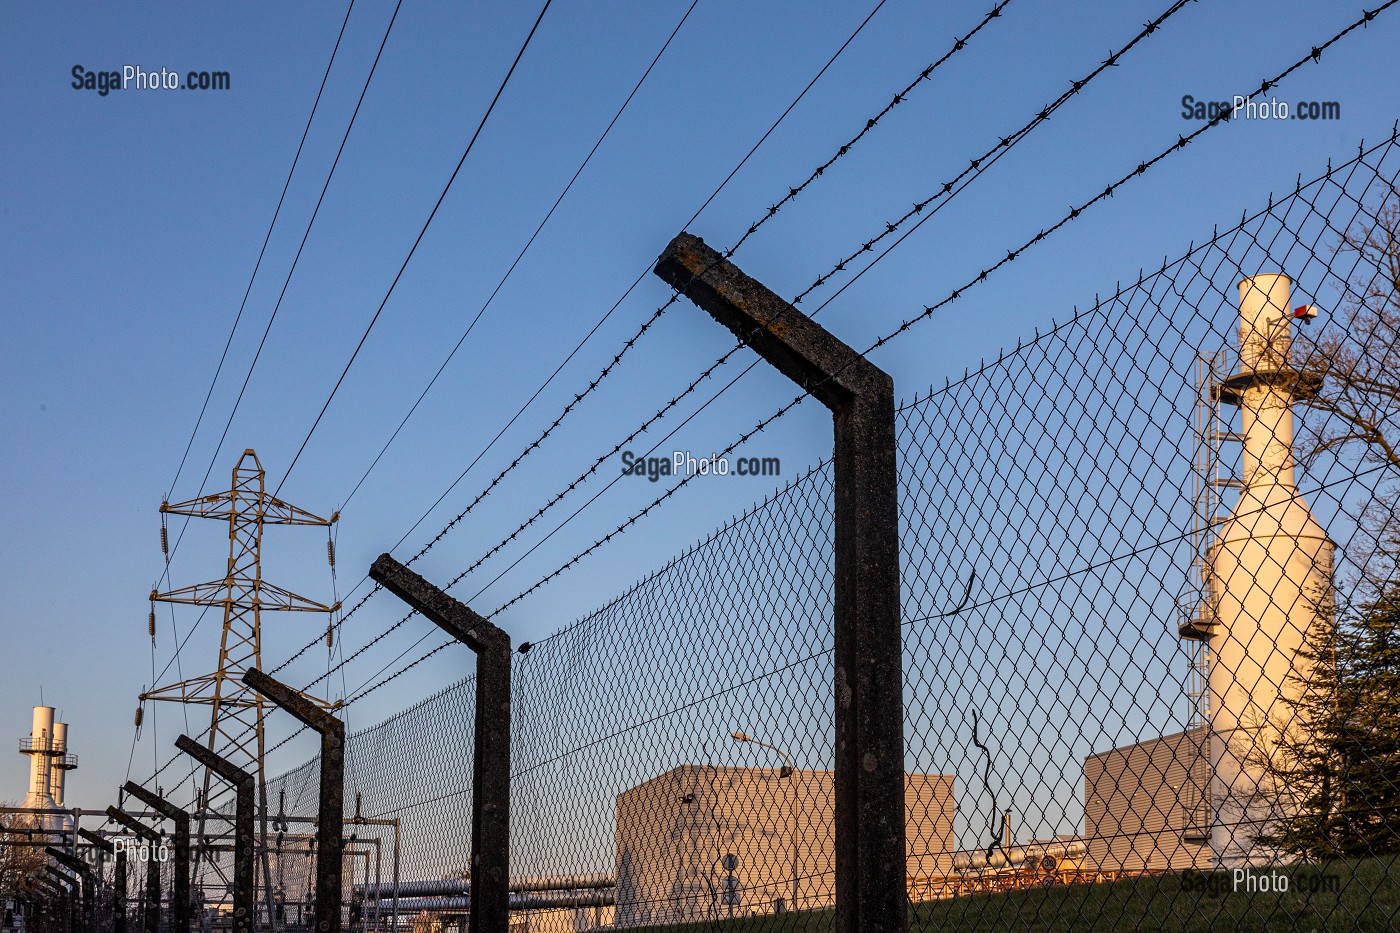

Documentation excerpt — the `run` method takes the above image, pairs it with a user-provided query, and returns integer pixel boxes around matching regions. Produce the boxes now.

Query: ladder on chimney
[1177,351,1242,843]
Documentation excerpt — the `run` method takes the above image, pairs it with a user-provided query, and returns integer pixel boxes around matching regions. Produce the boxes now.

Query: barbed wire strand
[260,0,1021,685]
[483,1,1398,617]
[334,0,704,513]
[373,0,1204,617]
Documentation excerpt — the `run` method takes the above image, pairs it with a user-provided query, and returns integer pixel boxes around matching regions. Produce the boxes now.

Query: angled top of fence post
[34,874,65,894]
[105,807,161,843]
[655,229,905,933]
[242,669,344,736]
[122,783,188,825]
[653,232,892,408]
[77,829,113,854]
[34,871,64,889]
[44,847,89,878]
[369,554,510,652]
[175,735,254,787]
[42,864,74,887]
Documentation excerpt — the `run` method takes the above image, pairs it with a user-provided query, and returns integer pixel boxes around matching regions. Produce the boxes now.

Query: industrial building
[1083,727,1211,872]
[613,765,954,927]
[1083,273,1334,872]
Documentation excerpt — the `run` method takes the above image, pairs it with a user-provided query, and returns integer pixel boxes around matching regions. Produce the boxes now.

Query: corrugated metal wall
[1084,727,1212,872]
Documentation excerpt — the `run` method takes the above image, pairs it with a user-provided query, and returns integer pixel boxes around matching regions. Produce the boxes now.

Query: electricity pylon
[142,448,339,927]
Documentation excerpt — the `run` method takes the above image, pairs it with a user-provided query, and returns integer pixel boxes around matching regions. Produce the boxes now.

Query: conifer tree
[1248,190,1400,858]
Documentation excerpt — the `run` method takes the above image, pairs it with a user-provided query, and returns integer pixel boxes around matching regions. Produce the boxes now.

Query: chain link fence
[261,131,1400,932]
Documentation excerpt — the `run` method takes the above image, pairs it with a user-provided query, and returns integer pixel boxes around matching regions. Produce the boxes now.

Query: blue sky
[2,0,1398,813]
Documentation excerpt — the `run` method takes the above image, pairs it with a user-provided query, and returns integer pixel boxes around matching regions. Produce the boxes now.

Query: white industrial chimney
[48,720,75,807]
[1207,274,1334,868]
[19,706,60,811]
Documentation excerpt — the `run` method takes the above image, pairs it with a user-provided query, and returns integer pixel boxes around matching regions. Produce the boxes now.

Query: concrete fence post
[175,735,255,933]
[104,808,161,933]
[369,555,512,933]
[45,848,95,933]
[654,232,906,933]
[77,830,120,933]
[122,784,189,933]
[242,670,345,933]
[41,865,77,933]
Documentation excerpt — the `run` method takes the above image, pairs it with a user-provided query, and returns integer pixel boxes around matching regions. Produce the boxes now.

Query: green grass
[621,857,1400,932]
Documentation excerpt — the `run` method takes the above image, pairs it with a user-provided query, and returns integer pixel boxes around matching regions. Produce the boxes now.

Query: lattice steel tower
[142,448,339,831]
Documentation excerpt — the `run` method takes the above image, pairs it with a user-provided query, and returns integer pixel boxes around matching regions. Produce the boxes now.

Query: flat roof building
[614,765,954,927]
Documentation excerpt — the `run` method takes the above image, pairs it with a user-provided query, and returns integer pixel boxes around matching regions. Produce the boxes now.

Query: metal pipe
[952,839,1086,871]
[390,819,399,933]
[354,874,615,900]
[371,834,382,932]
[383,892,615,912]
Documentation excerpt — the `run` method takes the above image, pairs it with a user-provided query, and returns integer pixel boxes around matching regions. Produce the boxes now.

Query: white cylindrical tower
[47,721,66,805]
[19,706,60,811]
[48,721,76,808]
[1208,274,1334,868]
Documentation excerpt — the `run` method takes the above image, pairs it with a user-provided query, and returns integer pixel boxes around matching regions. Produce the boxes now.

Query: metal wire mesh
[258,132,1400,932]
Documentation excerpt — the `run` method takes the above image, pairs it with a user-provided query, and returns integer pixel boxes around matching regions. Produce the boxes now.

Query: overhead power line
[336,0,704,513]
[152,0,407,620]
[154,0,922,798]
[194,0,408,503]
[207,0,1192,734]
[273,0,990,677]
[262,0,1180,721]
[148,0,1400,813]
[272,0,557,499]
[480,0,1397,617]
[380,0,1196,614]
[134,0,559,799]
[164,0,359,503]
[140,0,372,758]
[365,0,960,568]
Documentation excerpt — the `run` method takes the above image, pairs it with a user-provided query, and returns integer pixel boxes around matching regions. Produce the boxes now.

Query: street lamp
[730,731,799,912]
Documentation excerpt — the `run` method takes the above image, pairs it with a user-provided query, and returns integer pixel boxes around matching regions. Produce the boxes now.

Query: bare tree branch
[1295,187,1400,476]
